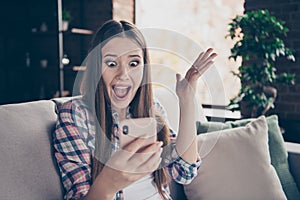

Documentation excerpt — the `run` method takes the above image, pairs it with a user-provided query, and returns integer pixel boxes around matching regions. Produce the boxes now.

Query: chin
[110,94,133,111]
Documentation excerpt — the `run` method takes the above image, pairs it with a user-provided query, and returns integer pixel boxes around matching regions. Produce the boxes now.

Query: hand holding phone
[119,117,157,150]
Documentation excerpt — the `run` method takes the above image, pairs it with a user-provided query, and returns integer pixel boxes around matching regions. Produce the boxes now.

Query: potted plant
[62,9,72,31]
[226,9,296,118]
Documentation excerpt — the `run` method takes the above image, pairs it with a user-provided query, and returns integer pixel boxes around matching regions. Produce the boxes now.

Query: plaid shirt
[53,98,201,200]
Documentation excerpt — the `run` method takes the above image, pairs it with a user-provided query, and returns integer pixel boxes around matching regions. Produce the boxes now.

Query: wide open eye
[105,60,117,67]
[129,60,140,67]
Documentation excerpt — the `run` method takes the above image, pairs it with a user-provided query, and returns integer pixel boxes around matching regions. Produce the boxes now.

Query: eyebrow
[104,54,142,58]
[104,54,118,58]
[128,54,141,58]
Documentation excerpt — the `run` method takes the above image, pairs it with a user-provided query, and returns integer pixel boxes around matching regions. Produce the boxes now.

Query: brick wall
[245,0,300,141]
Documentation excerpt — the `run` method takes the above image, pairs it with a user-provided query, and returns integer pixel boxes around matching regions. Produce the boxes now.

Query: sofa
[1,88,300,200]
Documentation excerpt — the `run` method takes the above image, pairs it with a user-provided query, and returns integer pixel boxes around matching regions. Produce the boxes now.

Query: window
[136,0,244,106]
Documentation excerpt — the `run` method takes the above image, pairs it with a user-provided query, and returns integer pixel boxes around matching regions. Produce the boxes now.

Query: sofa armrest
[286,142,300,192]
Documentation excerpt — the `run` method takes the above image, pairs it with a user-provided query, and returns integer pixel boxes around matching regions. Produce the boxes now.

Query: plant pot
[260,86,277,115]
[263,86,277,99]
[240,86,277,118]
[62,20,69,31]
[240,100,255,118]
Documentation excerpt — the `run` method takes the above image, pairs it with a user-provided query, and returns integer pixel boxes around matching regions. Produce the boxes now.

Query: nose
[117,65,130,80]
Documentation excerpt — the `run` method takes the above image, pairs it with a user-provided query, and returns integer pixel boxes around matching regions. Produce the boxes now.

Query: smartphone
[119,117,157,150]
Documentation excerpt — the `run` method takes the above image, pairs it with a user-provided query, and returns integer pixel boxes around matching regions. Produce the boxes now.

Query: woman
[53,20,217,200]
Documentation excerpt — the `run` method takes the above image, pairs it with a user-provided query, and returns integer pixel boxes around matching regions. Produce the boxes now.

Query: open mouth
[113,85,132,100]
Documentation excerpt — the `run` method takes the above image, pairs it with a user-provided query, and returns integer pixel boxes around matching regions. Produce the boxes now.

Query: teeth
[115,86,129,90]
[113,86,130,98]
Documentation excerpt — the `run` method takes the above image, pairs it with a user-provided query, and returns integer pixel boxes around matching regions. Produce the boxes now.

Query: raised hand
[176,48,217,102]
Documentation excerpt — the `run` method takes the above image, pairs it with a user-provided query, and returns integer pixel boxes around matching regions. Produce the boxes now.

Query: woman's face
[101,37,144,111]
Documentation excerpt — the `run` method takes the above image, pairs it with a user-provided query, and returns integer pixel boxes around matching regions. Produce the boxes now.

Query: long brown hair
[80,20,170,199]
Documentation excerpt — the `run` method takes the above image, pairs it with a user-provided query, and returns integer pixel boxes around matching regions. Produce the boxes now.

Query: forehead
[101,37,143,57]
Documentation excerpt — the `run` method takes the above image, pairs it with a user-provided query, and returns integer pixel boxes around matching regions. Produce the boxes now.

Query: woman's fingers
[99,137,164,189]
[193,51,205,66]
[121,138,146,153]
[108,138,147,169]
[184,48,216,81]
[122,138,162,154]
[195,51,216,70]
[185,66,197,80]
[191,49,217,77]
[176,73,182,82]
[199,48,214,62]
[108,138,163,173]
[129,142,163,164]
[196,58,215,76]
[193,61,214,80]
[132,148,163,173]
[194,48,214,65]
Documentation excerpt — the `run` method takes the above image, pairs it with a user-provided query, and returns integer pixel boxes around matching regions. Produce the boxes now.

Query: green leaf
[226,9,296,109]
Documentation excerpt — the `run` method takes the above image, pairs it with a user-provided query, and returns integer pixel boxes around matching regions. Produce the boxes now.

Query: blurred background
[0,0,299,142]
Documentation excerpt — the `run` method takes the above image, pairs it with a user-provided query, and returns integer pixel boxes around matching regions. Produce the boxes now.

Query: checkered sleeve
[53,101,92,200]
[166,139,201,185]
[154,100,201,185]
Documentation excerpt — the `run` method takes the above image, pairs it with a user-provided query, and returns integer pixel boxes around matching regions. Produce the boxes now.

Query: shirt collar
[111,106,132,124]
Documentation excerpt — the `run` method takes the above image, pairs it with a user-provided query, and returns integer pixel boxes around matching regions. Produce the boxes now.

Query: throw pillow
[196,115,300,200]
[184,116,287,200]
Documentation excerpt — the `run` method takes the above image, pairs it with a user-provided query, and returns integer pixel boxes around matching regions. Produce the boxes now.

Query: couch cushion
[195,115,300,200]
[0,100,63,200]
[184,116,287,200]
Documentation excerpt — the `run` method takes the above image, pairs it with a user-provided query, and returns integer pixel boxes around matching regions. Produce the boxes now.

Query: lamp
[62,54,70,65]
